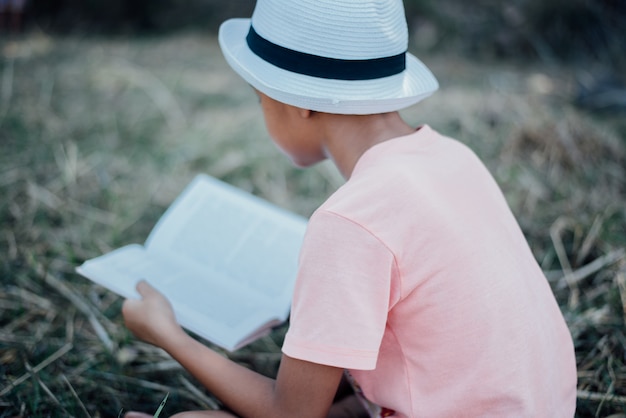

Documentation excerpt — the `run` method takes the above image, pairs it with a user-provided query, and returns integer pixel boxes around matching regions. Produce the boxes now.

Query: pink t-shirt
[282,126,577,417]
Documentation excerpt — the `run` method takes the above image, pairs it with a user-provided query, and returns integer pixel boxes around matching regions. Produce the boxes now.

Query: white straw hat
[218,0,439,115]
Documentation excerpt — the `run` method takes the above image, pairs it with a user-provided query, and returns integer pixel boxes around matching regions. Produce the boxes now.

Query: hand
[122,280,183,348]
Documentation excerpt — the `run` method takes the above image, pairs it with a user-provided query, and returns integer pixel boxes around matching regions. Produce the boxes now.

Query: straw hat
[219,0,439,115]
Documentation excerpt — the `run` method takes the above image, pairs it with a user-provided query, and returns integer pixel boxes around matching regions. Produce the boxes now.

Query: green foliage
[154,392,169,417]
[405,0,625,68]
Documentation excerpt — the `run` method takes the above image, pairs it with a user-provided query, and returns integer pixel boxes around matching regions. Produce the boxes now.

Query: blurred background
[12,0,626,67]
[1,0,625,417]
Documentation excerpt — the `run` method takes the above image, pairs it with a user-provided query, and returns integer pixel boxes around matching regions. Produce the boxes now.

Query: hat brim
[219,18,439,115]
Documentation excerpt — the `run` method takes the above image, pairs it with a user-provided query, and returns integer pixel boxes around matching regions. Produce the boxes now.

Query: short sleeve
[282,209,395,370]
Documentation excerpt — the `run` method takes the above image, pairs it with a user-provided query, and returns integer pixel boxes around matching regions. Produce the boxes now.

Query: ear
[298,108,313,119]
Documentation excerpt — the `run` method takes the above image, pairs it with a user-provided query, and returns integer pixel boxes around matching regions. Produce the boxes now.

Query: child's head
[219,0,439,116]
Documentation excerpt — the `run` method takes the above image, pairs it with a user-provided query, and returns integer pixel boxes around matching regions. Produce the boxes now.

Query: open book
[76,174,308,351]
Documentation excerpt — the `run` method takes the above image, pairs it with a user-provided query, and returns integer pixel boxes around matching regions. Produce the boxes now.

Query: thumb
[135,279,157,298]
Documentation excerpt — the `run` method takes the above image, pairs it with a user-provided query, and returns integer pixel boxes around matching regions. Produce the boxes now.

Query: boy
[123,0,577,417]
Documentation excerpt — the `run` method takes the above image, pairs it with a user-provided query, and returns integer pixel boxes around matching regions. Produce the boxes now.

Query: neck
[320,112,415,179]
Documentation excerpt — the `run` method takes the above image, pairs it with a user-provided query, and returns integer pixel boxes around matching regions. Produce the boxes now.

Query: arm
[122,281,344,418]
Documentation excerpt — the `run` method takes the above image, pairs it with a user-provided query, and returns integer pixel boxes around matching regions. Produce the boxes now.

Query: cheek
[261,110,290,150]
[261,118,291,155]
[261,111,281,142]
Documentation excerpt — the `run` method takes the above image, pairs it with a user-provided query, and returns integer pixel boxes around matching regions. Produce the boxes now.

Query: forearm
[123,282,341,417]
[162,329,279,417]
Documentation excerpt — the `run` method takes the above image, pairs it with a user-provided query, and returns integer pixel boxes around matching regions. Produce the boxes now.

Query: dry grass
[0,31,625,417]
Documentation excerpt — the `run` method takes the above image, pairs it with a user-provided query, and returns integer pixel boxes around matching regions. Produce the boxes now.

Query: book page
[145,174,307,312]
[77,243,293,350]
[77,174,308,351]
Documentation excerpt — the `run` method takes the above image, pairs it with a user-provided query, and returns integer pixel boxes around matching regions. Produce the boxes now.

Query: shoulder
[319,126,469,215]
[312,126,503,241]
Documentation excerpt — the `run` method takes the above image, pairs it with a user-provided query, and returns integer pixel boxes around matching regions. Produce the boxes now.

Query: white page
[77,174,308,351]
[77,245,283,350]
[145,174,307,312]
